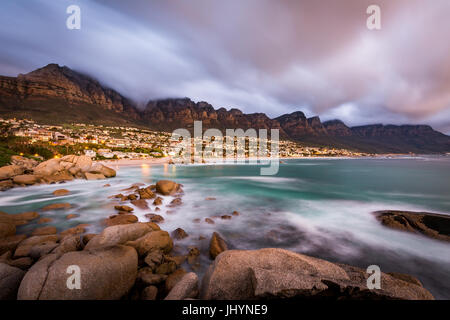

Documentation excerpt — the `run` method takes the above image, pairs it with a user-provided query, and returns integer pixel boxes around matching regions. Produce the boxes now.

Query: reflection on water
[1,156,450,299]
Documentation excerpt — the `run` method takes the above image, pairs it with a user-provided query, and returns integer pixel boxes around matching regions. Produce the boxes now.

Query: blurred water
[1,156,449,298]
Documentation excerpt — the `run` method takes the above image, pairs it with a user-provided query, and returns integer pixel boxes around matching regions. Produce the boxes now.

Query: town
[0,118,368,166]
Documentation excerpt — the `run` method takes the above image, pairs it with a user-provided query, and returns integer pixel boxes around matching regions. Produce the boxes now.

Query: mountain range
[1,63,449,154]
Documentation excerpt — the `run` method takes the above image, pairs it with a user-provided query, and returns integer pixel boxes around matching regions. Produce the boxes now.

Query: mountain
[1,64,449,153]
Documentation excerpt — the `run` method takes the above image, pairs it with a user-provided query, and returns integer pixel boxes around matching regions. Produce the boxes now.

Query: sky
[1,0,450,133]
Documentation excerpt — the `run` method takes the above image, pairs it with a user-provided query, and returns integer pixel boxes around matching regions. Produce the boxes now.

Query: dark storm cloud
[1,0,450,133]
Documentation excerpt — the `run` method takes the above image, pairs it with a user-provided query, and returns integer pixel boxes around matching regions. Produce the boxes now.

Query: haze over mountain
[1,64,449,154]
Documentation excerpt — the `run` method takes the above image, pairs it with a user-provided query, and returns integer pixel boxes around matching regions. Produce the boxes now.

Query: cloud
[0,0,449,133]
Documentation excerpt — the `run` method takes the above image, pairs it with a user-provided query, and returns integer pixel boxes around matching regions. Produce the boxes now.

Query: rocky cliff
[1,64,449,153]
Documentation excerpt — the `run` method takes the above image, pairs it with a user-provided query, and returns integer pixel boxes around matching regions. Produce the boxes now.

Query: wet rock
[131,199,148,209]
[205,218,215,225]
[200,248,434,300]
[0,263,25,300]
[221,215,232,220]
[137,267,168,286]
[155,261,177,275]
[31,226,57,236]
[144,249,164,271]
[171,228,188,240]
[232,211,240,216]
[165,272,199,300]
[193,218,200,223]
[59,224,88,236]
[114,205,134,213]
[37,217,53,224]
[187,247,200,265]
[65,214,79,220]
[152,197,163,206]
[138,186,156,200]
[141,285,158,300]
[145,213,164,223]
[374,210,450,242]
[205,197,216,201]
[155,180,180,196]
[84,172,106,180]
[0,180,13,191]
[52,189,69,196]
[13,174,40,185]
[85,223,153,250]
[155,207,160,212]
[41,203,71,211]
[103,214,138,227]
[18,245,138,300]
[209,232,228,259]
[126,230,173,256]
[0,234,27,255]
[89,164,116,178]
[168,198,182,207]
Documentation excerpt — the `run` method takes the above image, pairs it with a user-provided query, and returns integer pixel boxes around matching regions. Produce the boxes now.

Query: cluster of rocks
[0,155,116,191]
[374,210,450,242]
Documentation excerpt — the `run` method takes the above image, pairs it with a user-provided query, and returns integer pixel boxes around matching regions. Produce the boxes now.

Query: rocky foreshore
[0,178,436,300]
[0,155,116,191]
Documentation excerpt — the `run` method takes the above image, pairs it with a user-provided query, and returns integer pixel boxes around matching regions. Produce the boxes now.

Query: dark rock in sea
[373,210,450,242]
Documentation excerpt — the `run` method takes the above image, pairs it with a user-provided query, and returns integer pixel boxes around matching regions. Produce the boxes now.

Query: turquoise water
[1,156,450,299]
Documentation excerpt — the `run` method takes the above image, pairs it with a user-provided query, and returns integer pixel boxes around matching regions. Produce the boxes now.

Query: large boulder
[84,172,105,180]
[14,235,58,258]
[85,223,153,250]
[155,180,180,196]
[0,263,25,300]
[200,248,434,300]
[0,165,24,180]
[10,156,38,170]
[165,272,199,300]
[209,232,228,259]
[13,174,40,185]
[0,180,13,191]
[18,245,138,300]
[33,159,62,176]
[73,156,93,172]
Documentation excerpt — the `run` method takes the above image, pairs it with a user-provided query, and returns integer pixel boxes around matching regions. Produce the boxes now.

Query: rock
[205,197,216,200]
[155,180,180,196]
[126,230,173,256]
[209,232,228,259]
[85,223,153,250]
[41,170,74,183]
[141,286,158,300]
[168,198,182,207]
[200,248,434,300]
[103,214,138,227]
[82,233,97,246]
[138,186,156,199]
[41,203,71,211]
[0,263,25,300]
[18,245,138,300]
[0,234,27,255]
[114,205,134,213]
[221,215,232,220]
[131,199,148,209]
[165,268,187,293]
[0,179,13,191]
[152,197,163,206]
[84,172,106,180]
[374,210,450,242]
[126,194,137,201]
[155,207,160,212]
[205,218,215,225]
[89,163,116,178]
[33,159,62,176]
[59,224,88,236]
[65,214,79,220]
[137,267,168,285]
[0,221,15,238]
[187,247,200,265]
[14,211,39,221]
[144,249,164,271]
[165,272,199,300]
[52,189,70,196]
[37,217,53,224]
[0,165,24,180]
[10,156,38,170]
[155,261,177,275]
[28,242,59,260]
[171,228,188,240]
[13,174,40,185]
[31,226,57,236]
[73,155,93,172]
[14,235,58,258]
[6,257,33,270]
[103,184,110,187]
[145,213,164,223]
[232,211,240,216]
[52,235,82,255]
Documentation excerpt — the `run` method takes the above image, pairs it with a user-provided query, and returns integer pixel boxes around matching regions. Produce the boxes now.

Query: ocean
[1,156,450,299]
